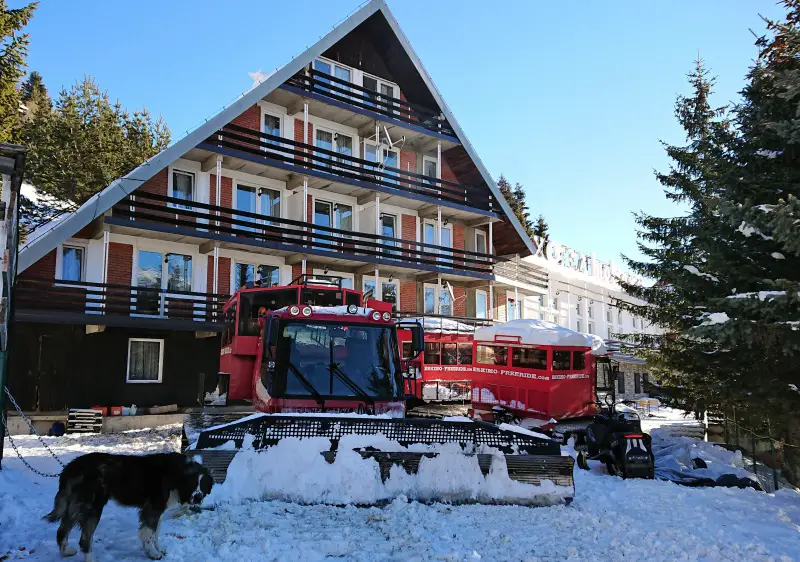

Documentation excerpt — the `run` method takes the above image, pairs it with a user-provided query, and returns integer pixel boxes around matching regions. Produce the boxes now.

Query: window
[634,373,642,394]
[573,351,586,370]
[126,339,164,383]
[314,59,351,96]
[576,301,582,317]
[424,286,435,314]
[423,222,435,246]
[606,307,613,323]
[364,279,376,299]
[552,350,571,371]
[236,184,258,231]
[441,343,458,365]
[475,290,487,319]
[263,113,281,147]
[235,263,280,290]
[363,74,398,113]
[512,348,547,369]
[538,294,546,308]
[618,373,626,394]
[476,344,507,366]
[507,298,518,321]
[235,183,281,232]
[136,251,192,312]
[617,310,623,325]
[439,288,452,316]
[588,321,595,335]
[423,157,437,184]
[315,129,333,168]
[60,246,84,282]
[458,344,472,365]
[381,213,399,258]
[588,302,594,319]
[165,254,192,292]
[475,230,487,256]
[314,200,352,250]
[424,342,440,365]
[552,296,558,310]
[382,282,399,311]
[363,143,399,183]
[576,320,583,333]
[171,170,194,209]
[260,188,281,222]
[608,327,614,339]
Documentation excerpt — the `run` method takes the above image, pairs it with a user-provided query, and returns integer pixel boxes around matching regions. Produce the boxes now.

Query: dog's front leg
[138,506,165,560]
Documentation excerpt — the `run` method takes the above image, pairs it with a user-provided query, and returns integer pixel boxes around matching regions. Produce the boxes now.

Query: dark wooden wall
[7,323,220,411]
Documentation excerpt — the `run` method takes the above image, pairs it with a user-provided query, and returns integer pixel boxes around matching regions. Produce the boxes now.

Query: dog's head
[179,457,215,506]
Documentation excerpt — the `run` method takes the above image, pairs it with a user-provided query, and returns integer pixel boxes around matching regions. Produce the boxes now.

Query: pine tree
[497,175,534,239]
[533,214,550,255]
[697,1,800,482]
[21,76,170,225]
[617,58,735,415]
[0,1,37,142]
[19,70,49,118]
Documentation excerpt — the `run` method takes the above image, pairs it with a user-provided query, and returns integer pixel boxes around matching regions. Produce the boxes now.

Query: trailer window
[441,343,458,365]
[476,345,508,366]
[511,348,547,369]
[573,351,586,370]
[458,344,472,365]
[552,350,571,371]
[424,342,440,364]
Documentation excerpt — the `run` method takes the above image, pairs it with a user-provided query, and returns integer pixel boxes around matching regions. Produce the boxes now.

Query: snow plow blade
[184,415,574,506]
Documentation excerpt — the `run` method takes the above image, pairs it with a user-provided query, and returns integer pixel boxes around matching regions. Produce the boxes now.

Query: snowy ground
[2,424,800,562]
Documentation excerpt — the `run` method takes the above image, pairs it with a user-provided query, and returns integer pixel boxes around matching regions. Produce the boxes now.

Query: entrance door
[35,334,68,411]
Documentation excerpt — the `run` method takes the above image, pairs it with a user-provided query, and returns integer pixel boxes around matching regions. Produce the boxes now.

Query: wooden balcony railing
[16,277,227,325]
[110,192,497,278]
[284,69,457,138]
[201,123,496,214]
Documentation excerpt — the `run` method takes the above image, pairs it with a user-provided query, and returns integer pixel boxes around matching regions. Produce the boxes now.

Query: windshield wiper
[287,361,325,408]
[329,361,375,405]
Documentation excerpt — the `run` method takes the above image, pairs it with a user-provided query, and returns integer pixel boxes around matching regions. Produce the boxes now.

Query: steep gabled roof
[19,0,535,273]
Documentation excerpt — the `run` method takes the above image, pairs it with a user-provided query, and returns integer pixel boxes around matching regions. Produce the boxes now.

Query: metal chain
[2,386,65,478]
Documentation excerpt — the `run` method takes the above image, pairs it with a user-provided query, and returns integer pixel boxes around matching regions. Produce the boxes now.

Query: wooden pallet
[67,409,103,433]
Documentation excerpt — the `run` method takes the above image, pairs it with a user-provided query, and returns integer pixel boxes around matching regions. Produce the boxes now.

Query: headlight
[382,312,391,321]
[301,306,312,317]
[371,311,381,321]
[289,305,300,316]
[347,304,358,314]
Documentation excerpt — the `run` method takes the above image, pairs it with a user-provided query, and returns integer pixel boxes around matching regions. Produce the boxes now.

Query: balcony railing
[201,123,496,214]
[15,277,227,326]
[493,256,548,291]
[109,192,497,278]
[285,69,457,138]
[394,312,497,333]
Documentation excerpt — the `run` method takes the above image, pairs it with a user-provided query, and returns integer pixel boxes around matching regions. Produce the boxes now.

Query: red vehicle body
[219,276,416,416]
[400,319,611,425]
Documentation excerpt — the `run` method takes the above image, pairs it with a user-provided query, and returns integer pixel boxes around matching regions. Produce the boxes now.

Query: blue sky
[15,0,783,271]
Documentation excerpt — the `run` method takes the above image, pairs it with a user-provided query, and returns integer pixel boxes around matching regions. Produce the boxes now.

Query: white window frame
[362,277,400,308]
[588,321,595,335]
[126,338,164,384]
[314,125,355,167]
[232,179,283,221]
[475,289,488,319]
[262,110,283,146]
[315,57,353,84]
[167,168,195,209]
[576,301,583,318]
[231,261,281,291]
[474,229,487,256]
[55,242,88,283]
[361,71,399,113]
[312,268,354,289]
[362,139,399,182]
[422,155,437,182]
[423,283,439,315]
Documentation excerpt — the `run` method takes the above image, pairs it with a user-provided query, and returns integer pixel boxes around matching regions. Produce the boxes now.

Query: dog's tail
[43,489,67,523]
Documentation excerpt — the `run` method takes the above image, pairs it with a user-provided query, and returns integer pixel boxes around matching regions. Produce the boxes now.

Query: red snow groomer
[184,277,575,506]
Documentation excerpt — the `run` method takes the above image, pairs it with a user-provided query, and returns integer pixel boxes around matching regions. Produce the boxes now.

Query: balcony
[14,278,227,331]
[193,123,496,217]
[493,256,549,294]
[282,69,457,139]
[106,192,497,280]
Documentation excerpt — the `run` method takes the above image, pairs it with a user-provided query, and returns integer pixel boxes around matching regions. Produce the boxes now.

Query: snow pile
[211,434,571,506]
[474,318,590,347]
[683,264,720,282]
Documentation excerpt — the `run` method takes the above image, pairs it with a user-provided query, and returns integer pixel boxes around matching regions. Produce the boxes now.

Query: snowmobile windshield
[275,320,402,400]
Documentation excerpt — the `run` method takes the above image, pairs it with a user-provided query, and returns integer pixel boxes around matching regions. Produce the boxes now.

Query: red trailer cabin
[468,319,605,425]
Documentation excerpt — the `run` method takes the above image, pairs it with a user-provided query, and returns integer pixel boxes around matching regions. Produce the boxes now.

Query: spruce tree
[0,1,36,142]
[19,70,49,118]
[497,174,534,239]
[617,58,734,415]
[533,214,550,255]
[21,76,170,225]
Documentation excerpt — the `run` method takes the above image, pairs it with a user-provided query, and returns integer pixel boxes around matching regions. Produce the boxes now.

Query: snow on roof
[474,319,591,348]
[402,317,476,333]
[582,332,608,356]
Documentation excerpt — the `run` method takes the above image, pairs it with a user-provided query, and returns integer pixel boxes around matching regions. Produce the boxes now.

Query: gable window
[314,59,351,96]
[60,245,85,282]
[363,74,398,114]
[127,338,164,383]
[170,170,194,209]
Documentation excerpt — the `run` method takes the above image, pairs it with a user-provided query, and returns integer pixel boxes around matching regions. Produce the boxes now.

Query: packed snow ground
[2,424,800,561]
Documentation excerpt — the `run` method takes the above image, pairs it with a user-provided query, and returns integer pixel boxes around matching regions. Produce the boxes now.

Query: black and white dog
[44,452,214,561]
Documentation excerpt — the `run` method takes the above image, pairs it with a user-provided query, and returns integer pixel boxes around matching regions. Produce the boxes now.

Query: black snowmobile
[575,394,655,479]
